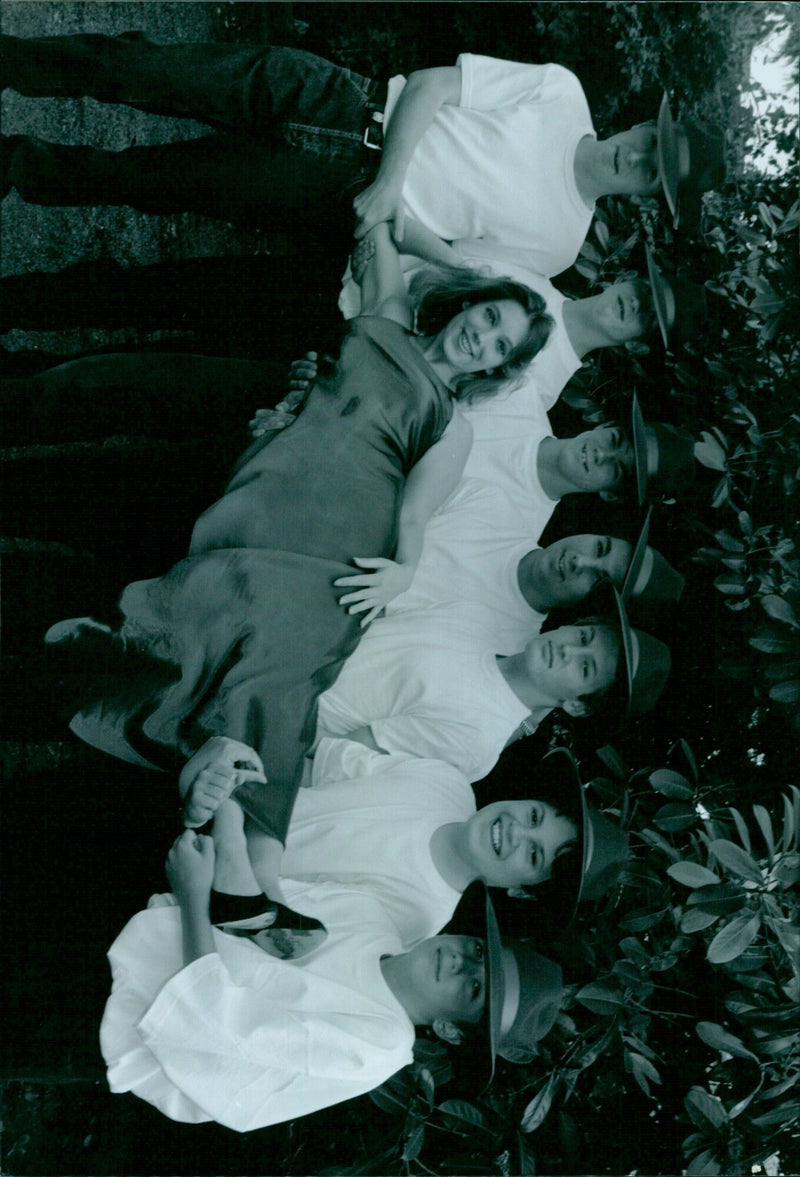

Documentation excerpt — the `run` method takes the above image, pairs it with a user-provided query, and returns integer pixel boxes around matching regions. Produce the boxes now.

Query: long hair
[409,262,554,404]
[44,617,179,723]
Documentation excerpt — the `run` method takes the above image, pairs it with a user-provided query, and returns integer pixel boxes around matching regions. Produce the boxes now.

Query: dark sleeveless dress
[73,318,453,842]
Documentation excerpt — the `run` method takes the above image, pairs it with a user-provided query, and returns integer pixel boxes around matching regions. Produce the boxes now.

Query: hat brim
[583,577,636,724]
[631,392,650,507]
[657,92,680,223]
[620,506,654,603]
[645,244,674,349]
[444,881,505,1093]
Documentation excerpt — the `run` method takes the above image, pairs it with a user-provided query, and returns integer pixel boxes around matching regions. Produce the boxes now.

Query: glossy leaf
[696,432,728,472]
[752,805,776,861]
[707,911,761,964]
[437,1100,493,1139]
[576,982,625,1015]
[668,861,721,888]
[649,768,694,799]
[402,1122,425,1162]
[707,839,764,883]
[750,1101,800,1128]
[681,908,720,933]
[728,807,752,853]
[625,1050,661,1098]
[761,594,799,628]
[695,1020,760,1063]
[686,1148,721,1175]
[769,679,800,703]
[686,883,746,915]
[685,1086,729,1131]
[521,1074,557,1133]
[714,572,746,595]
[654,801,697,832]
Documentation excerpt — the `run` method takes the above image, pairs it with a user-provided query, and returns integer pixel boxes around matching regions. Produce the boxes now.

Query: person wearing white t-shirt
[278,737,584,947]
[101,830,562,1129]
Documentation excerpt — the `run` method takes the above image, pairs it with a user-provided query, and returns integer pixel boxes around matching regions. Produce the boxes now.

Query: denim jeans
[2,33,382,227]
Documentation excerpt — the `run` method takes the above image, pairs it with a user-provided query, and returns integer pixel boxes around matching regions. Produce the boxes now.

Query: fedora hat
[446,881,564,1089]
[621,506,686,609]
[631,392,696,506]
[583,576,672,721]
[657,93,727,229]
[645,244,708,349]
[535,748,630,922]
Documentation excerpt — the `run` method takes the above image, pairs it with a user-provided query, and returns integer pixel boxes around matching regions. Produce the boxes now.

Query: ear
[432,1018,465,1046]
[599,488,622,503]
[506,886,536,900]
[562,697,593,719]
[484,368,495,376]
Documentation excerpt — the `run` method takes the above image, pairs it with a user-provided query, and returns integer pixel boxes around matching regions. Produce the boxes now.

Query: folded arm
[353,66,461,241]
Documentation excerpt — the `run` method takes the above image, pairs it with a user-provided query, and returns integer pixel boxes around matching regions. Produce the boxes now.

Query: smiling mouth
[435,946,441,982]
[557,547,567,581]
[459,327,474,358]
[614,146,619,174]
[618,294,625,321]
[491,818,502,856]
[581,441,589,474]
[546,638,554,669]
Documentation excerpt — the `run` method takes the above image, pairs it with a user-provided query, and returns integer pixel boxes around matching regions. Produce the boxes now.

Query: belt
[363,104,384,151]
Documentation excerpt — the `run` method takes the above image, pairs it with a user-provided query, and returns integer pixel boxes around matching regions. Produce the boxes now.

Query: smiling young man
[308,582,670,786]
[100,828,563,1128]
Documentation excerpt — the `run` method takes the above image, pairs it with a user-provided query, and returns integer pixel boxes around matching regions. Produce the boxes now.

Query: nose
[449,946,483,975]
[626,147,651,169]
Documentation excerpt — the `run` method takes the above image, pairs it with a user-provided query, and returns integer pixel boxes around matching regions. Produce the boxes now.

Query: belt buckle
[363,112,383,151]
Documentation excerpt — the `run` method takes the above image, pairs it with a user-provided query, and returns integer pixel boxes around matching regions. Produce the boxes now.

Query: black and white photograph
[1,2,798,1174]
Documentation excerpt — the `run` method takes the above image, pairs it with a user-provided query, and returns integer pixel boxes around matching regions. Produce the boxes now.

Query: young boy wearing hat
[100,828,562,1129]
[2,37,724,273]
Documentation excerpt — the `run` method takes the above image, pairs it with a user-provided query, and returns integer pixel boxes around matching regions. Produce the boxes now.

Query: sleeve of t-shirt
[312,737,402,787]
[456,55,575,112]
[138,953,411,1132]
[369,714,492,781]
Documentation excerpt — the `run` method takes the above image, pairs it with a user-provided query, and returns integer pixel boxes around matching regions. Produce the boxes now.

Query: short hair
[473,742,581,900]
[410,262,554,404]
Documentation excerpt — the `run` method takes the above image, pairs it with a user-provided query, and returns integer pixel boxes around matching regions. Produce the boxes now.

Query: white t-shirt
[315,604,532,782]
[396,56,594,276]
[100,886,414,1131]
[341,57,595,313]
[462,384,558,530]
[388,480,546,654]
[280,738,472,946]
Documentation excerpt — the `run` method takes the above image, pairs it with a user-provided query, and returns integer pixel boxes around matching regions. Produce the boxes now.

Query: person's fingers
[303,352,318,362]
[394,207,405,243]
[336,590,368,605]
[351,556,389,569]
[360,606,383,628]
[347,598,378,615]
[334,574,375,587]
[235,768,269,786]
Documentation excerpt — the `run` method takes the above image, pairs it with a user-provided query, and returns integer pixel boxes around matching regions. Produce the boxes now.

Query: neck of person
[516,549,553,613]
[429,823,479,893]
[572,134,606,207]
[379,953,428,1026]
[562,296,608,359]
[496,651,558,715]
[421,333,458,390]
[536,435,584,501]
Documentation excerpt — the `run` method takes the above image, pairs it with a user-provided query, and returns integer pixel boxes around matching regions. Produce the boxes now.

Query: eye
[595,539,604,558]
[531,806,539,826]
[485,306,497,325]
[473,939,484,961]
[496,338,508,359]
[580,629,590,646]
[582,659,590,680]
[530,844,539,867]
[472,979,482,1000]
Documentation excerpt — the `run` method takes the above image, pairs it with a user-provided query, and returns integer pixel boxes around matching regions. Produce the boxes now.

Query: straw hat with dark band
[621,506,686,609]
[631,392,696,506]
[657,93,728,229]
[445,881,564,1090]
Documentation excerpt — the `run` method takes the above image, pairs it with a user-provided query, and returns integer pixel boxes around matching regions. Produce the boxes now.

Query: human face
[464,800,578,889]
[524,623,620,708]
[529,535,633,607]
[559,425,634,495]
[595,280,653,344]
[437,299,530,376]
[404,935,486,1025]
[599,124,660,196]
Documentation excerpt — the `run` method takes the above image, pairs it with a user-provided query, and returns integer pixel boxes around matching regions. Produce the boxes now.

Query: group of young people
[1,30,727,1130]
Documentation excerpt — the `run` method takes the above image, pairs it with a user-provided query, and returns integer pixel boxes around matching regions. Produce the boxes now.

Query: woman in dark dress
[45,223,553,864]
